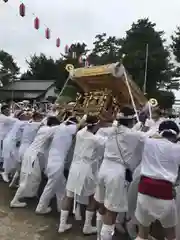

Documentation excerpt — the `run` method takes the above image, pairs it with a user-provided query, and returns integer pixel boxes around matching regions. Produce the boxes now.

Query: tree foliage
[0,50,19,86]
[88,33,123,65]
[121,18,174,93]
[171,27,180,63]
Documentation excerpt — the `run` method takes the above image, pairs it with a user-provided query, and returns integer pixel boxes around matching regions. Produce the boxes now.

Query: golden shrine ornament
[65,64,74,72]
[149,98,158,107]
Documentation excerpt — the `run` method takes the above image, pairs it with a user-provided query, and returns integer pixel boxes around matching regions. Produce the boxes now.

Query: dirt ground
[0,181,130,240]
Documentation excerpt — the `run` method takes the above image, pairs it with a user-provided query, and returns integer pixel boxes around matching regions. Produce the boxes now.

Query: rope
[123,68,140,122]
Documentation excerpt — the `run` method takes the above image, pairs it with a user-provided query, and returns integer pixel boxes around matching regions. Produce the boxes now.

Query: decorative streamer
[65,45,69,54]
[19,3,25,17]
[56,38,60,47]
[2,0,71,50]
[34,17,40,30]
[45,28,50,39]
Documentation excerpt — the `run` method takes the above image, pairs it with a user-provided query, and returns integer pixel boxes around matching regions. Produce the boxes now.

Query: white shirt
[21,122,42,145]
[27,126,55,155]
[103,125,145,171]
[141,138,180,183]
[96,127,113,138]
[48,123,77,160]
[0,115,17,140]
[145,117,165,137]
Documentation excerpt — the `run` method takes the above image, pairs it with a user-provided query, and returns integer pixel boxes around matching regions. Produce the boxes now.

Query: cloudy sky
[1,0,180,98]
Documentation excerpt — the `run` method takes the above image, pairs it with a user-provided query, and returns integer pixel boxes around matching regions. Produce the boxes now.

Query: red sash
[138,176,173,200]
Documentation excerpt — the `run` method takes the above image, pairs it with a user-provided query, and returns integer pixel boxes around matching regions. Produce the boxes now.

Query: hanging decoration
[65,45,69,54]
[2,0,71,51]
[34,17,40,30]
[19,3,25,17]
[45,28,50,39]
[56,38,60,47]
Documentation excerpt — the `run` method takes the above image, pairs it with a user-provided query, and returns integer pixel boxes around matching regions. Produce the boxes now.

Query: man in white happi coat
[59,115,106,235]
[35,116,82,215]
[94,106,145,240]
[9,112,44,188]
[0,105,16,164]
[135,120,180,240]
[143,108,165,136]
[1,110,30,183]
[10,116,60,208]
[18,112,43,163]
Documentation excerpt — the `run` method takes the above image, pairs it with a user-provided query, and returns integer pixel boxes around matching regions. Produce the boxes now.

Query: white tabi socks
[96,212,103,240]
[74,203,82,221]
[83,210,97,235]
[126,219,137,239]
[35,206,52,215]
[100,224,115,240]
[58,210,72,233]
[9,171,19,188]
[1,172,9,183]
[10,187,27,208]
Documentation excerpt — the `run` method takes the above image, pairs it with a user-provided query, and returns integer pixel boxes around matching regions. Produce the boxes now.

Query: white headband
[159,129,177,136]
[117,112,136,120]
[66,120,77,125]
[87,120,100,127]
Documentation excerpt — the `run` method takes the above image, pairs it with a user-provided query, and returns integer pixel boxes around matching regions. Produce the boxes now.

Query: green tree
[121,18,174,94]
[0,50,19,86]
[89,33,123,65]
[171,27,180,63]
[151,90,175,109]
[21,43,88,102]
[171,27,180,80]
[21,54,59,81]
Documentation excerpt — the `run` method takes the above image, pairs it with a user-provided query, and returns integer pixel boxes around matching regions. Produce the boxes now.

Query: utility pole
[143,44,149,94]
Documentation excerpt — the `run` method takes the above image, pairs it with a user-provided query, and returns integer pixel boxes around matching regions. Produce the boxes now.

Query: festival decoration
[56,38,60,47]
[2,0,68,50]
[149,98,158,107]
[65,45,69,54]
[34,17,40,30]
[45,28,50,39]
[19,3,25,17]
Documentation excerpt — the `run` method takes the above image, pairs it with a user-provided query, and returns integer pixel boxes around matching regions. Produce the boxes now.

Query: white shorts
[94,160,128,213]
[135,193,177,228]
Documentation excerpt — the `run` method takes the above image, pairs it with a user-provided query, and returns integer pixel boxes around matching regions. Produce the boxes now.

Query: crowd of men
[0,102,180,240]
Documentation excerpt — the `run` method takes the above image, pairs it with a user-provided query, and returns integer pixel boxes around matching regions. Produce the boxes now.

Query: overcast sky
[1,0,180,98]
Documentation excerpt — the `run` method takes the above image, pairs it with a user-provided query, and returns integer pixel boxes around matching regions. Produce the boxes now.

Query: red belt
[138,176,173,200]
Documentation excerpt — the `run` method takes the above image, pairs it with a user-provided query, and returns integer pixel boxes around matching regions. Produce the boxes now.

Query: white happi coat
[2,120,28,173]
[66,128,106,196]
[95,125,145,212]
[135,137,180,228]
[96,127,113,138]
[36,123,77,210]
[18,122,42,162]
[144,117,165,137]
[45,123,77,178]
[0,115,16,161]
[19,126,55,198]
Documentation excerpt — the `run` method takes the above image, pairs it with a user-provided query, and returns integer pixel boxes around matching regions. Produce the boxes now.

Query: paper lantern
[45,28,50,39]
[34,17,40,30]
[19,3,25,17]
[65,45,69,54]
[56,38,60,47]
